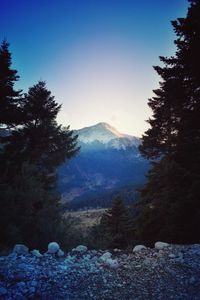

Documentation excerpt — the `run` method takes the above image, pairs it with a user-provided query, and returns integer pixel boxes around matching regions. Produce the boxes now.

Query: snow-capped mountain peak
[59,123,148,206]
[75,122,141,148]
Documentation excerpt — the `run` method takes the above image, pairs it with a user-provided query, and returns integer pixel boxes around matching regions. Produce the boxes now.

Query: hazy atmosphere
[0,0,188,135]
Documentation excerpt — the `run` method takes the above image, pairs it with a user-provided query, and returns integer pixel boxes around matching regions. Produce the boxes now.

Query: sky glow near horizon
[0,0,188,136]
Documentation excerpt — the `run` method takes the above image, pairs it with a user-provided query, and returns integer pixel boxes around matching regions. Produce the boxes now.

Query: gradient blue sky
[0,0,188,136]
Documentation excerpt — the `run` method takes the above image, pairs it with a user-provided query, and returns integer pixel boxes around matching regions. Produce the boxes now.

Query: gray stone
[31,249,43,258]
[133,245,146,252]
[74,245,88,253]
[13,244,29,255]
[57,249,65,257]
[99,252,112,262]
[98,251,119,269]
[155,241,170,250]
[48,242,60,254]
[168,253,176,258]
[104,258,119,269]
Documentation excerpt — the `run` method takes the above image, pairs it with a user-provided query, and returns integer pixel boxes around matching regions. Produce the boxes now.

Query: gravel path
[0,244,200,299]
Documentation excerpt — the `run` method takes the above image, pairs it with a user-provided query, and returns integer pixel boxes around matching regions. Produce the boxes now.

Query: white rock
[99,252,112,262]
[133,245,146,252]
[31,249,42,258]
[99,251,119,268]
[168,253,176,259]
[57,249,65,257]
[74,245,88,253]
[104,258,119,269]
[155,241,170,250]
[48,242,60,254]
[13,244,29,255]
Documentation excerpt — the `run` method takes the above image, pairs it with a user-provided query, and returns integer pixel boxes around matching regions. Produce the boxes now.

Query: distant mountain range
[58,122,149,209]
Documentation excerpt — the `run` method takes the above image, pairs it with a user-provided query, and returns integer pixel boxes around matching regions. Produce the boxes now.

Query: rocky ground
[0,243,200,300]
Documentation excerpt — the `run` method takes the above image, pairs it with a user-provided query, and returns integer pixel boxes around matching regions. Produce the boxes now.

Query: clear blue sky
[0,0,188,136]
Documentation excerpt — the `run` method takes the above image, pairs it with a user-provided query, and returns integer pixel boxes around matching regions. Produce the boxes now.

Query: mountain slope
[58,123,149,208]
[76,122,140,147]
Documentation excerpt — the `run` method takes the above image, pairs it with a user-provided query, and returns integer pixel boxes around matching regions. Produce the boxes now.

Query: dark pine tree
[0,65,79,249]
[106,197,134,248]
[137,0,200,245]
[0,163,83,251]
[3,81,79,179]
[0,40,22,133]
[90,197,134,249]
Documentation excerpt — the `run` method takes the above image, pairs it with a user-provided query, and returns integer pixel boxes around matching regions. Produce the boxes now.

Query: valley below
[65,209,106,231]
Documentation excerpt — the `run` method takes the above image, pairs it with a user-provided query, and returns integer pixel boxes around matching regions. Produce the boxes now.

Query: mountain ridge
[58,122,149,208]
[74,122,141,149]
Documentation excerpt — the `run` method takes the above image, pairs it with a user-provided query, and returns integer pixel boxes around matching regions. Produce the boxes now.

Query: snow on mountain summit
[76,122,122,144]
[75,122,140,147]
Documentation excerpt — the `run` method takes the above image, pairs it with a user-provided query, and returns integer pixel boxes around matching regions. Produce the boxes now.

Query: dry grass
[64,208,106,230]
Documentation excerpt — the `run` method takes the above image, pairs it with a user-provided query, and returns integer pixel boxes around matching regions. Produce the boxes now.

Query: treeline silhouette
[135,0,200,245]
[0,41,80,251]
